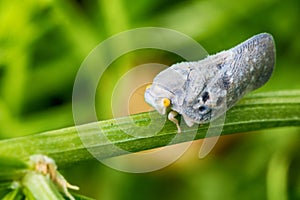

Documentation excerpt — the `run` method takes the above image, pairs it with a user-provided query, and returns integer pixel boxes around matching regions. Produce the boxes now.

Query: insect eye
[162,98,171,107]
[202,91,209,103]
[199,105,207,112]
[146,84,152,90]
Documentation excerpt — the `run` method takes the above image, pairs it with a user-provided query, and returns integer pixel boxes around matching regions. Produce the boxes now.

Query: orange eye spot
[162,98,170,107]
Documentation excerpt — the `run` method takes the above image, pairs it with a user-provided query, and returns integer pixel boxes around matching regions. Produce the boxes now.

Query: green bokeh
[0,0,299,199]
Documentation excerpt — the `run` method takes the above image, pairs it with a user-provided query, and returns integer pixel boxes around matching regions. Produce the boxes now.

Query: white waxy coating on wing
[145,33,275,129]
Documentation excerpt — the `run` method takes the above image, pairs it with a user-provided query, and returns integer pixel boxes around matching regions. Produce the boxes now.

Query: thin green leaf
[2,187,23,200]
[0,90,299,168]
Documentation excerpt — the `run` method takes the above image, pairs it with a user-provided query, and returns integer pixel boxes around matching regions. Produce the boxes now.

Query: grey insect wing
[145,33,276,132]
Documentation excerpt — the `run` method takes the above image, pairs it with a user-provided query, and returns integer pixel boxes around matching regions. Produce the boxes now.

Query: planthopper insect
[144,33,276,133]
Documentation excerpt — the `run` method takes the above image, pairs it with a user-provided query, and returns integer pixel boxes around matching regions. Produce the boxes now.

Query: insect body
[144,33,276,133]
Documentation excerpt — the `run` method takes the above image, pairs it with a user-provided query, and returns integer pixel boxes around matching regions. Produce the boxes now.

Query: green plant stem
[0,90,299,168]
[22,172,65,200]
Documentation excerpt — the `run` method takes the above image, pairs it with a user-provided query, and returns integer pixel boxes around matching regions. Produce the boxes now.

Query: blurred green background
[0,0,300,199]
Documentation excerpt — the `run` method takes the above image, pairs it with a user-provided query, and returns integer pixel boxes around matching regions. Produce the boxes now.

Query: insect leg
[168,111,181,133]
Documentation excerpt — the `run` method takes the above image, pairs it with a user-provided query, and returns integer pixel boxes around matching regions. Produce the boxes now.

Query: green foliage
[0,91,299,199]
[0,0,300,199]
